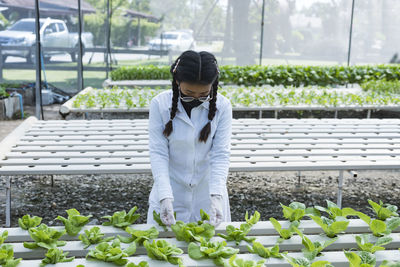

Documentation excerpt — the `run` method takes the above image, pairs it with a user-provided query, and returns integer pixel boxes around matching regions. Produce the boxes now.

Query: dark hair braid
[163,76,179,137]
[199,76,218,142]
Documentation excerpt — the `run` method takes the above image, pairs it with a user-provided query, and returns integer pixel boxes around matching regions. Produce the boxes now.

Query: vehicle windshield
[9,21,44,33]
[161,33,178,40]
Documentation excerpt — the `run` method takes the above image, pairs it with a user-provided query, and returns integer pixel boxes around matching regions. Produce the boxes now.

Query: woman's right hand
[160,198,176,226]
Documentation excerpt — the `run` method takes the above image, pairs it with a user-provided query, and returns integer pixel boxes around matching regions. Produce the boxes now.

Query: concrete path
[0,104,62,142]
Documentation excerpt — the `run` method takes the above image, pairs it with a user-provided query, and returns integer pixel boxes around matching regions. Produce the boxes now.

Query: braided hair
[163,50,220,143]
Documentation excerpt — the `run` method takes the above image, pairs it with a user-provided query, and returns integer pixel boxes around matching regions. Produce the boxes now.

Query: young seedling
[281,202,320,222]
[188,238,239,266]
[309,216,349,238]
[355,234,393,253]
[282,255,333,267]
[356,211,400,237]
[218,211,260,245]
[143,239,184,266]
[247,241,284,259]
[18,214,42,230]
[200,209,211,222]
[126,262,150,267]
[24,224,67,250]
[0,231,8,246]
[380,260,400,267]
[56,208,92,236]
[368,200,399,221]
[222,254,266,267]
[40,248,74,266]
[314,200,357,220]
[118,226,159,245]
[78,226,114,249]
[294,228,337,261]
[0,244,22,267]
[270,218,300,240]
[86,239,136,266]
[152,211,167,230]
[245,211,261,226]
[102,206,140,228]
[344,251,376,267]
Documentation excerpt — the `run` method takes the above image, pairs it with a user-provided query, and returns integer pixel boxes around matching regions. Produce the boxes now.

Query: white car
[148,30,195,52]
[0,18,93,63]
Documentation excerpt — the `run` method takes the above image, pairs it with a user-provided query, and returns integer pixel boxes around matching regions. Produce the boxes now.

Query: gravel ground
[1,170,399,227]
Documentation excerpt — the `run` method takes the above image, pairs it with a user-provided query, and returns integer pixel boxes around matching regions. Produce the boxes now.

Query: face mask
[180,91,203,108]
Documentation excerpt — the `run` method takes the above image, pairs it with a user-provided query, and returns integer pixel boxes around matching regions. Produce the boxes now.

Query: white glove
[160,198,176,226]
[209,194,224,227]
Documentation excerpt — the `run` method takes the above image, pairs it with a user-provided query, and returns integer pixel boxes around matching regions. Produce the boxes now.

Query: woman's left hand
[209,194,224,227]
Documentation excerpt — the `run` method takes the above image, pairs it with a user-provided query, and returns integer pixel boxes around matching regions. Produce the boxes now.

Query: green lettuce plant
[380,261,400,267]
[281,202,320,222]
[344,251,376,267]
[219,211,260,245]
[0,244,22,267]
[367,200,399,221]
[0,231,8,245]
[218,223,256,245]
[309,216,349,238]
[355,234,393,253]
[283,255,333,267]
[102,206,140,228]
[356,211,400,237]
[247,241,284,259]
[171,220,215,243]
[118,226,159,245]
[86,239,136,266]
[23,224,66,250]
[143,239,184,266]
[314,200,357,220]
[222,254,266,267]
[126,262,150,267]
[188,238,239,266]
[56,208,92,236]
[18,215,42,230]
[270,218,299,240]
[78,226,114,249]
[295,228,337,261]
[40,248,74,266]
[153,211,167,231]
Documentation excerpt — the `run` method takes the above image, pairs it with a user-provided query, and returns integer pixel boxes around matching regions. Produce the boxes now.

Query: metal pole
[347,0,355,66]
[105,0,110,79]
[337,170,344,208]
[77,0,84,91]
[0,46,3,82]
[259,0,265,65]
[34,0,42,120]
[5,176,11,227]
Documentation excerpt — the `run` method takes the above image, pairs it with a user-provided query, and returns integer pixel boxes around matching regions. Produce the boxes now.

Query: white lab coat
[146,89,232,224]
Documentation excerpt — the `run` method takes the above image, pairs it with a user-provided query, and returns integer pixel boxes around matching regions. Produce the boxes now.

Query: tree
[231,0,254,65]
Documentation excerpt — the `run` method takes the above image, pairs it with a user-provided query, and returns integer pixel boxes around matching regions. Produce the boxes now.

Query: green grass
[3,68,106,93]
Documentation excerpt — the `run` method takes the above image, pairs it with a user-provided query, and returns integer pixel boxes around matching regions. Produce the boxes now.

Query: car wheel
[70,45,85,62]
[1,55,7,63]
[44,56,51,63]
[26,47,36,64]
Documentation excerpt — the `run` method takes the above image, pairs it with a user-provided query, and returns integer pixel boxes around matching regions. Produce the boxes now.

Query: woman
[147,50,232,227]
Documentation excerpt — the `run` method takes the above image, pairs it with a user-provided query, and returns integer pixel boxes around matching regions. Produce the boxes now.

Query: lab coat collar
[167,99,210,127]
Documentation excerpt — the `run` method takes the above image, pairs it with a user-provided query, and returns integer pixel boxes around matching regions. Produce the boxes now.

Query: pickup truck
[0,18,94,63]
